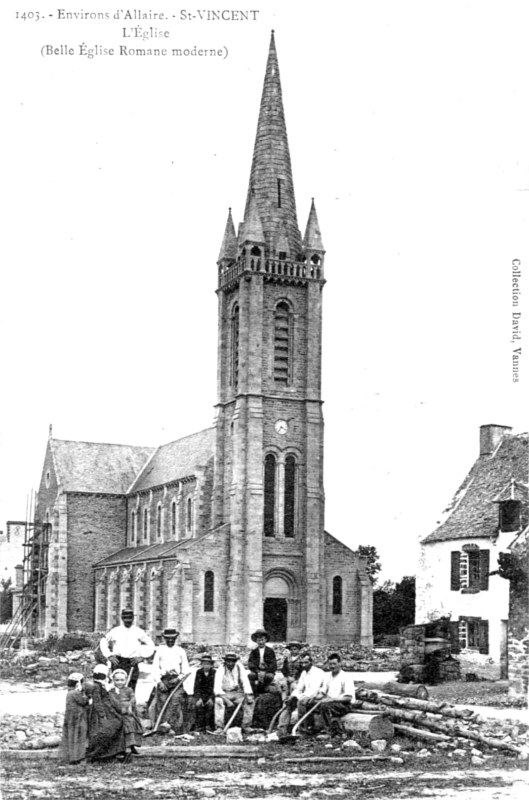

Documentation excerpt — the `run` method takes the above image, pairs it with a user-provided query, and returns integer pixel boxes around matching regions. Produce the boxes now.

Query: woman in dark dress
[61,672,89,763]
[85,664,127,761]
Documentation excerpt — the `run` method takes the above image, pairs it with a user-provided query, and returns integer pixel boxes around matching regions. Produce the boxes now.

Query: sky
[1,0,528,583]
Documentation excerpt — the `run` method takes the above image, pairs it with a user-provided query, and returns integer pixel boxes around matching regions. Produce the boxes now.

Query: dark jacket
[193,667,216,702]
[248,644,277,675]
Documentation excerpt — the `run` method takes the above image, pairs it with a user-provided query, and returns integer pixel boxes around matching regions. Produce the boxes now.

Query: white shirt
[321,670,355,701]
[152,644,190,682]
[292,666,324,700]
[99,624,154,660]
[214,662,252,696]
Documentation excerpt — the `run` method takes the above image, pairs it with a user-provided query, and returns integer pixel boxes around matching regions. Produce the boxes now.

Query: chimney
[479,424,512,456]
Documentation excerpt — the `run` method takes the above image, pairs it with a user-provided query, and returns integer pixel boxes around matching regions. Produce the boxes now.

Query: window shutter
[451,552,461,590]
[479,550,490,590]
[449,620,461,653]
[477,620,489,654]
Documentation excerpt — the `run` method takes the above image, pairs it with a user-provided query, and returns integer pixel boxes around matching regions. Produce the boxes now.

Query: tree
[373,575,416,640]
[358,545,382,584]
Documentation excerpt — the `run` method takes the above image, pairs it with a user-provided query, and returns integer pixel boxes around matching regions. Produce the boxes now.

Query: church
[32,34,373,646]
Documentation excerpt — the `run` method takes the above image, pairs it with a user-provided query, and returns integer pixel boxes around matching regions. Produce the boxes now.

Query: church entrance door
[264,598,288,641]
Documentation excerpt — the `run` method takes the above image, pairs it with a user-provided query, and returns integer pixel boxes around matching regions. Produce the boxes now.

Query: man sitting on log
[277,651,324,737]
[189,653,216,732]
[212,652,254,734]
[315,652,357,734]
[150,628,190,733]
[247,628,277,696]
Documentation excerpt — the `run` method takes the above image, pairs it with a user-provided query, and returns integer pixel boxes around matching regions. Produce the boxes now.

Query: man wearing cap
[281,642,304,692]
[99,610,154,693]
[190,654,216,732]
[247,629,277,696]
[151,628,190,733]
[212,652,254,734]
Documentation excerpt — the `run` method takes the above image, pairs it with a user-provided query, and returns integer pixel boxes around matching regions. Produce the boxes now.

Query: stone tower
[212,32,327,644]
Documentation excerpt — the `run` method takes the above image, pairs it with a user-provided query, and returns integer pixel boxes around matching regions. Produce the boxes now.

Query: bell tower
[213,32,327,643]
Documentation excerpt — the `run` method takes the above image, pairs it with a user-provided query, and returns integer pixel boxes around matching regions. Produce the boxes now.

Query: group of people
[61,609,359,763]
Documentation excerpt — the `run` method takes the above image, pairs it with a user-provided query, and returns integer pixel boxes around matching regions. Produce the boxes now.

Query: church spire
[218,208,237,262]
[242,31,302,258]
[303,198,325,252]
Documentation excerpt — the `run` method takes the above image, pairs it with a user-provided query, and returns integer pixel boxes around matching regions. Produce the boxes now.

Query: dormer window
[499,500,521,532]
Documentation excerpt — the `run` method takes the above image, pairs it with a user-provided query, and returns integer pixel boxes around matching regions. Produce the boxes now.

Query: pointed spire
[218,208,237,262]
[303,199,325,252]
[243,31,302,258]
[240,190,265,245]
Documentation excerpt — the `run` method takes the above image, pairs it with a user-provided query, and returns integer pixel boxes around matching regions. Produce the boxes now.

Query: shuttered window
[284,455,296,538]
[451,549,489,591]
[231,304,240,389]
[264,454,276,537]
[274,302,291,384]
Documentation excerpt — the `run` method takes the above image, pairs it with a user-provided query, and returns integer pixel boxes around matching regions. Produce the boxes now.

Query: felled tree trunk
[357,682,429,700]
[341,713,394,741]
[356,690,476,720]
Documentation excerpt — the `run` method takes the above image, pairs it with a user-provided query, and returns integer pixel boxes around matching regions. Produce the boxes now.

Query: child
[109,668,143,756]
[61,671,89,764]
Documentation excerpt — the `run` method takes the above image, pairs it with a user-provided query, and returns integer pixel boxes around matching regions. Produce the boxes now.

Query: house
[416,424,528,678]
[27,33,373,646]
[506,525,529,698]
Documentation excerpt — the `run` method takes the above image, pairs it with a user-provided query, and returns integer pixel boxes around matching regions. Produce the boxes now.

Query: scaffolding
[0,491,51,648]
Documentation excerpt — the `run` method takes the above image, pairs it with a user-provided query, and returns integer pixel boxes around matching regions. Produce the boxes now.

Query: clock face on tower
[274,420,288,435]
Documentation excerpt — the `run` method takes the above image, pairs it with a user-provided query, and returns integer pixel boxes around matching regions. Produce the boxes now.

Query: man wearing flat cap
[190,654,216,732]
[99,609,154,693]
[247,628,277,696]
[150,628,190,733]
[212,652,254,734]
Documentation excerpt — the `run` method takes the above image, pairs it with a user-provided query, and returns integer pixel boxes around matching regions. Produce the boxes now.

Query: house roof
[50,439,155,494]
[422,432,528,544]
[129,427,215,493]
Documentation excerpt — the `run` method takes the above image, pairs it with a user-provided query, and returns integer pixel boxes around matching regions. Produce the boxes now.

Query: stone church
[33,34,373,645]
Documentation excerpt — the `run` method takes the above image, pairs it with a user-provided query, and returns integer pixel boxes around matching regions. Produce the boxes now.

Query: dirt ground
[1,755,528,800]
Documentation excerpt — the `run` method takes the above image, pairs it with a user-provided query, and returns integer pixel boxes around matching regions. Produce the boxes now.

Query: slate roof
[422,433,528,544]
[50,439,155,494]
[129,427,215,493]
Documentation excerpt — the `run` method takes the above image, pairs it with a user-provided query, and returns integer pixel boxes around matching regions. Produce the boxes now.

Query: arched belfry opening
[263,570,301,642]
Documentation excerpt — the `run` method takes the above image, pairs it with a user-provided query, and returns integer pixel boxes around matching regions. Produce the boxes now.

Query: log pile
[356,687,529,757]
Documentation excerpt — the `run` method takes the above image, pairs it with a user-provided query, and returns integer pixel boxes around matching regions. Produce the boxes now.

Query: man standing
[212,652,254,734]
[99,609,154,693]
[190,653,216,732]
[316,653,356,733]
[247,628,277,695]
[150,628,190,733]
[277,652,324,737]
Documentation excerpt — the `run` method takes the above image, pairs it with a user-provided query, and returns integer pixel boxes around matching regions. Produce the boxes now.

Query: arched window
[231,303,240,389]
[264,454,276,537]
[204,571,214,612]
[143,508,149,542]
[186,497,193,533]
[284,455,296,538]
[171,501,176,538]
[274,302,291,384]
[332,576,343,615]
[131,511,136,543]
[156,504,162,540]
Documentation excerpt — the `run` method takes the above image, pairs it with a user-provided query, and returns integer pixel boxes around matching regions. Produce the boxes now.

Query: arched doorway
[263,571,300,642]
[264,597,288,641]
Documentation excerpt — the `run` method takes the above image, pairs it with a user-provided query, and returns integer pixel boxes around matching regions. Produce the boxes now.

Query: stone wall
[508,531,529,699]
